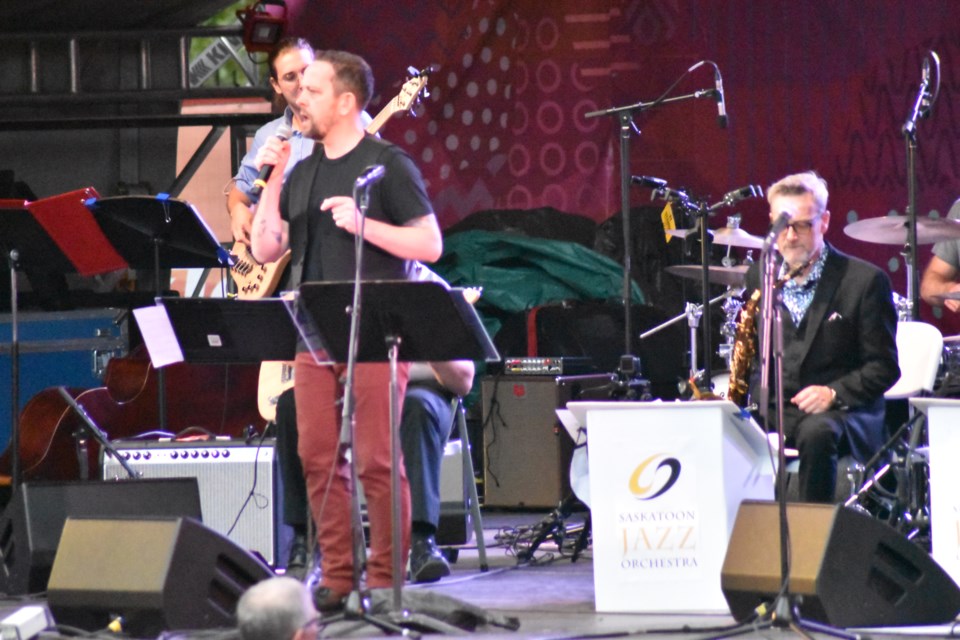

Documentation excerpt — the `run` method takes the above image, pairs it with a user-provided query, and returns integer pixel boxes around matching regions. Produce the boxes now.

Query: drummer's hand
[791,385,835,414]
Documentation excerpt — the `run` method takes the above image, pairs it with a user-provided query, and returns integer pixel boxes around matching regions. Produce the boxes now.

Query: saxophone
[727,289,761,407]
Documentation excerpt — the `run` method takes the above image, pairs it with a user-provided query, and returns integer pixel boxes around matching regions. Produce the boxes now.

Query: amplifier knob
[201,450,209,458]
[190,450,199,459]
[170,451,178,459]
[143,452,151,460]
[211,450,220,458]
[132,452,141,460]
[222,450,230,458]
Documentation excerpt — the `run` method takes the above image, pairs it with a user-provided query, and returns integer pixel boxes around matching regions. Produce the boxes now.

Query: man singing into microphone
[251,50,442,611]
[746,171,899,503]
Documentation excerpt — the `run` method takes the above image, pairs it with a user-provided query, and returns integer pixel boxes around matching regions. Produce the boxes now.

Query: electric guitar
[257,286,481,422]
[229,67,434,300]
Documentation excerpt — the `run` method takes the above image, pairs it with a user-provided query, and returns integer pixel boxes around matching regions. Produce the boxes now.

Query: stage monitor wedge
[722,501,960,628]
[47,516,272,636]
[0,479,202,596]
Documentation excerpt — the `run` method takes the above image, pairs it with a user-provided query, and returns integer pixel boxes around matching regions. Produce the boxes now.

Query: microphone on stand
[714,67,728,129]
[713,185,763,209]
[249,122,293,198]
[631,175,668,190]
[355,165,386,188]
[764,210,793,249]
[723,185,763,203]
[903,55,931,138]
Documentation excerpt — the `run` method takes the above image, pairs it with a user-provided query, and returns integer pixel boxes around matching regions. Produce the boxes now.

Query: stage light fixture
[237,0,287,53]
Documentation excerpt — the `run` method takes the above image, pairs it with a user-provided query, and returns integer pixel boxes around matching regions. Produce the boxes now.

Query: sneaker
[409,534,451,584]
[313,585,348,615]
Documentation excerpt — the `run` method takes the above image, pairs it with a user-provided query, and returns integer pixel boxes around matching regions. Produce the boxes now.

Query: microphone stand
[325,178,408,635]
[901,51,939,321]
[717,234,857,639]
[585,88,717,360]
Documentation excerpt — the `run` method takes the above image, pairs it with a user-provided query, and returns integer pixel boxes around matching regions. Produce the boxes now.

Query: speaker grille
[102,440,282,565]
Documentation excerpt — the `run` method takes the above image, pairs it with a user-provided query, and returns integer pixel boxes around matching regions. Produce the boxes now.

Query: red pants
[294,352,411,593]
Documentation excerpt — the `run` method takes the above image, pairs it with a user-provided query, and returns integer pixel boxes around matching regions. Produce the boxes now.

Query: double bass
[0,347,266,482]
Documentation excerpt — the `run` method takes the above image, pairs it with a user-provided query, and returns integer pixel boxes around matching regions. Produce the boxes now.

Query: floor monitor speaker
[721,500,960,627]
[47,517,272,636]
[0,479,201,596]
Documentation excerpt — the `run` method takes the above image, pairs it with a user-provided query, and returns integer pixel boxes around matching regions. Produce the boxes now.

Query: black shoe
[313,585,347,615]
[285,535,309,581]
[409,534,451,584]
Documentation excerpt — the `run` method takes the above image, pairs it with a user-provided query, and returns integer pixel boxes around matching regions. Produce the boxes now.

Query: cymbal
[665,264,748,287]
[844,216,960,245]
[712,227,763,249]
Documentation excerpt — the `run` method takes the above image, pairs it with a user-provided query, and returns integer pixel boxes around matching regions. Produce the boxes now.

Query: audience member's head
[237,576,318,640]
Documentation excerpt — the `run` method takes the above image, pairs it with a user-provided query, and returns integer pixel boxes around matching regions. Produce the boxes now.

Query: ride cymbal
[844,216,960,245]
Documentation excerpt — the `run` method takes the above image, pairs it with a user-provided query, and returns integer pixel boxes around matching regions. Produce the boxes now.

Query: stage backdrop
[285,0,960,334]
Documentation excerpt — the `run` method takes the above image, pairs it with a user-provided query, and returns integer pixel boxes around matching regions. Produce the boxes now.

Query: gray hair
[767,171,829,216]
[237,576,314,640]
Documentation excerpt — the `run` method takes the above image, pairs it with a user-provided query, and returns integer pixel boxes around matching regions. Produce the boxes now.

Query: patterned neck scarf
[779,244,829,325]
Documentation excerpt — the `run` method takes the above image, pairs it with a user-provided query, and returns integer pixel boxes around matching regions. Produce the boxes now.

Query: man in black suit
[747,171,900,502]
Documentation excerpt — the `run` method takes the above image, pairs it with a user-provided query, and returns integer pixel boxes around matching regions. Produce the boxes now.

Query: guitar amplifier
[101,439,287,566]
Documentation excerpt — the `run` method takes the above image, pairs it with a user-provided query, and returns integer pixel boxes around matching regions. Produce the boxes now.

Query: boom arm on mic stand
[585,62,725,362]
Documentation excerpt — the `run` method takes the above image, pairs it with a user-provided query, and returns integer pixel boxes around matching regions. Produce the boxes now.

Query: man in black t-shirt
[251,50,443,611]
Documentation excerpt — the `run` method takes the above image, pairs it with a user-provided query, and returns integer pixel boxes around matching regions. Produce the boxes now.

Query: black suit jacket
[745,244,900,460]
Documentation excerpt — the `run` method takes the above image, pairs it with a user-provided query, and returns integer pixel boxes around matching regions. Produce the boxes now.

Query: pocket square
[827,311,843,321]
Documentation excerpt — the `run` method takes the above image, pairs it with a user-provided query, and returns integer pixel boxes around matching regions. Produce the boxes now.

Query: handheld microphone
[714,68,728,129]
[355,165,386,189]
[250,122,293,198]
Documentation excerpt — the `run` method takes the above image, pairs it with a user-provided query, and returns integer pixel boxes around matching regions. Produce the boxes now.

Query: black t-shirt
[279,135,433,283]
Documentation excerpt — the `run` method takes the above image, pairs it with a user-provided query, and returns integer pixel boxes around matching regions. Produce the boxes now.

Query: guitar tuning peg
[407,65,419,77]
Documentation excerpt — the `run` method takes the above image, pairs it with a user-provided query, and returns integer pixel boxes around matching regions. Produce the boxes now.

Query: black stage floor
[7,509,960,639]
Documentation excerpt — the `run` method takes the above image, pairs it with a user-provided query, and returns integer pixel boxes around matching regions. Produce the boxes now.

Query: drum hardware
[892,290,913,322]
[845,409,932,550]
[640,290,732,388]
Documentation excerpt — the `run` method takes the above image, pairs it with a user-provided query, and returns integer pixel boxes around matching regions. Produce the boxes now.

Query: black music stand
[156,297,297,364]
[294,280,499,634]
[86,195,232,428]
[0,188,127,489]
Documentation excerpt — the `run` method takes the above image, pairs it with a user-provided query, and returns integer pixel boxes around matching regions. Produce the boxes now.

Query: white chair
[884,321,944,399]
[784,321,942,496]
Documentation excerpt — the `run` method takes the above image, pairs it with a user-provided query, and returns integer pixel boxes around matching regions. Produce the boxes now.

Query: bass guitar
[229,67,434,300]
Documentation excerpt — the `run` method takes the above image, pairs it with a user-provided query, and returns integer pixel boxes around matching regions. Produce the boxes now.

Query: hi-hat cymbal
[712,227,764,249]
[844,216,960,245]
[665,264,748,287]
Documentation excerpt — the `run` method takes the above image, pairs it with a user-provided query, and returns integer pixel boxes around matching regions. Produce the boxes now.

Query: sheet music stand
[86,195,232,428]
[155,297,297,364]
[294,280,498,632]
[0,188,127,488]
